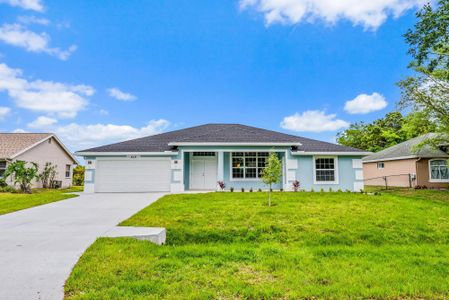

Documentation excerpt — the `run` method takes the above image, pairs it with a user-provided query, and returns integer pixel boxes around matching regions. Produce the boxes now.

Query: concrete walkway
[0,192,165,300]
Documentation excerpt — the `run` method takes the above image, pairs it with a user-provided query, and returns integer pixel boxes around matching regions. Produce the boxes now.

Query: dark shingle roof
[77,124,366,153]
[363,133,449,162]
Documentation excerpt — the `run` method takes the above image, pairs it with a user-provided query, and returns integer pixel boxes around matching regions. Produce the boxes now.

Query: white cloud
[98,109,109,116]
[17,15,50,25]
[344,92,387,114]
[27,115,57,128]
[55,119,170,148]
[0,0,44,12]
[0,63,94,118]
[240,0,426,30]
[107,87,137,101]
[0,106,11,120]
[0,23,76,60]
[281,110,349,132]
[12,128,27,133]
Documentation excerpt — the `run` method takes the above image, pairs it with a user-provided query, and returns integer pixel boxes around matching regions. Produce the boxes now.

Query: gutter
[291,151,372,156]
[75,151,179,157]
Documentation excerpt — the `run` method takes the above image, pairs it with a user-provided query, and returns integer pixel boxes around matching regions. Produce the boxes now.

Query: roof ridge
[0,132,53,135]
[172,124,239,142]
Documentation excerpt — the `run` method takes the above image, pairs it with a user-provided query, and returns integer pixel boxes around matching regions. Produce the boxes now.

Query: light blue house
[75,124,370,193]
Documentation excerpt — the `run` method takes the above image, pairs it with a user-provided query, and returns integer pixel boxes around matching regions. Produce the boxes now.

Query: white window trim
[230,152,269,181]
[313,156,339,185]
[65,164,71,179]
[0,161,6,178]
[377,162,385,169]
[428,159,449,183]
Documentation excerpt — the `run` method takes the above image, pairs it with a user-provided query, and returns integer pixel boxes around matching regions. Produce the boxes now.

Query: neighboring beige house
[363,134,449,189]
[0,133,77,188]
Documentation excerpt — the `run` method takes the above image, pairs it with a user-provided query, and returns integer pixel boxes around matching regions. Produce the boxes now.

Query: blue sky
[0,0,424,150]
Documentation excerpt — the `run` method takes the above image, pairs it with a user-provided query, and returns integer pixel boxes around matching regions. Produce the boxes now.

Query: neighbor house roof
[77,124,368,155]
[0,133,77,163]
[363,133,449,163]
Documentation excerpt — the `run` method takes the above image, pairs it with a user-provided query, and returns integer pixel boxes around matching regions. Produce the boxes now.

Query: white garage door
[95,158,171,192]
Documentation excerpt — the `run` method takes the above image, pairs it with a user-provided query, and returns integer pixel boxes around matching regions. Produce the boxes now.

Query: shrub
[230,187,234,192]
[4,161,39,193]
[258,188,262,192]
[217,181,225,191]
[0,178,7,188]
[292,180,300,192]
[328,187,333,192]
[320,188,324,193]
[0,185,16,193]
[249,188,253,192]
[39,162,57,189]
[72,165,85,186]
[241,188,245,193]
[310,188,315,192]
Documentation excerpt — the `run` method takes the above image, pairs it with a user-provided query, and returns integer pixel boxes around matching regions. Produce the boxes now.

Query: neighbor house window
[377,162,385,169]
[314,157,338,183]
[429,159,449,182]
[231,152,269,179]
[65,165,71,178]
[0,161,6,178]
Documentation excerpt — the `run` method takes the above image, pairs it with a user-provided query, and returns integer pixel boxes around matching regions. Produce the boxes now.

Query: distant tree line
[337,111,437,152]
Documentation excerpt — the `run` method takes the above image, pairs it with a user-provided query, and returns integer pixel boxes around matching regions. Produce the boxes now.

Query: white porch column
[217,151,224,189]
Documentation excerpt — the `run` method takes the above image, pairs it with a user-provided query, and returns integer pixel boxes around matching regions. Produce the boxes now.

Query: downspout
[415,157,422,187]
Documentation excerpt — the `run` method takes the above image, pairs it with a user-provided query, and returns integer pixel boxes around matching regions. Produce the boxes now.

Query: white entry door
[190,155,217,190]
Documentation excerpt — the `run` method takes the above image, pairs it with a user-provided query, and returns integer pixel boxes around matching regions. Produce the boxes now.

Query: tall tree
[398,0,449,145]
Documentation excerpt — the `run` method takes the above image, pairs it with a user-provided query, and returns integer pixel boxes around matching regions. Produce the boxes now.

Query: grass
[0,186,83,215]
[65,190,449,299]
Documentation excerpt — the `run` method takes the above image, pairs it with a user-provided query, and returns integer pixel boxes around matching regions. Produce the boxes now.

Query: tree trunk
[268,183,272,207]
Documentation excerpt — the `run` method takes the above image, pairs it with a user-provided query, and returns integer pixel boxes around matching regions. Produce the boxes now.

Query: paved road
[0,192,164,300]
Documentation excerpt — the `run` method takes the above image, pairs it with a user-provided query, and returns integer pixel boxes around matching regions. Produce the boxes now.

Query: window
[0,161,6,178]
[231,152,269,180]
[192,152,216,157]
[65,165,71,178]
[314,157,338,183]
[429,159,449,182]
[377,162,385,169]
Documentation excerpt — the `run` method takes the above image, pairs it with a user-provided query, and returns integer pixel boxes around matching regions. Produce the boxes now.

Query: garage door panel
[95,159,171,192]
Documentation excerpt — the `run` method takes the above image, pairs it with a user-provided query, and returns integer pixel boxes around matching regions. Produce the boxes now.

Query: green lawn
[65,190,449,299]
[0,186,83,215]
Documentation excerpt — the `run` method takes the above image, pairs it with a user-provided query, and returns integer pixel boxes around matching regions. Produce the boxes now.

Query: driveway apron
[0,192,165,300]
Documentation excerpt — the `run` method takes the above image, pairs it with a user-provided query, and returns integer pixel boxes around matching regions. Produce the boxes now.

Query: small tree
[72,165,85,186]
[39,162,58,189]
[4,161,39,193]
[261,153,282,206]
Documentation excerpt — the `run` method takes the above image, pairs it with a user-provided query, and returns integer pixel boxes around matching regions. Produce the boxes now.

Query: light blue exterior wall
[222,152,283,190]
[179,146,288,191]
[83,147,365,193]
[294,155,362,191]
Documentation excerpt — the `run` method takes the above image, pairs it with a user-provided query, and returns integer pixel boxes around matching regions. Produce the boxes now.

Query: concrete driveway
[0,192,165,300]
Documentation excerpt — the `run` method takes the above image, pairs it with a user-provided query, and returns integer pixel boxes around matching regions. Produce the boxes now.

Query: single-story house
[0,133,77,188]
[76,124,370,193]
[363,134,449,188]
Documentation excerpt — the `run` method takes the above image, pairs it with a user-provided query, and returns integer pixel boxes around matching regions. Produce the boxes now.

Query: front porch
[181,150,286,191]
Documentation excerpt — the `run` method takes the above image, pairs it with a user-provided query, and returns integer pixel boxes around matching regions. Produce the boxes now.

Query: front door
[190,153,217,190]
